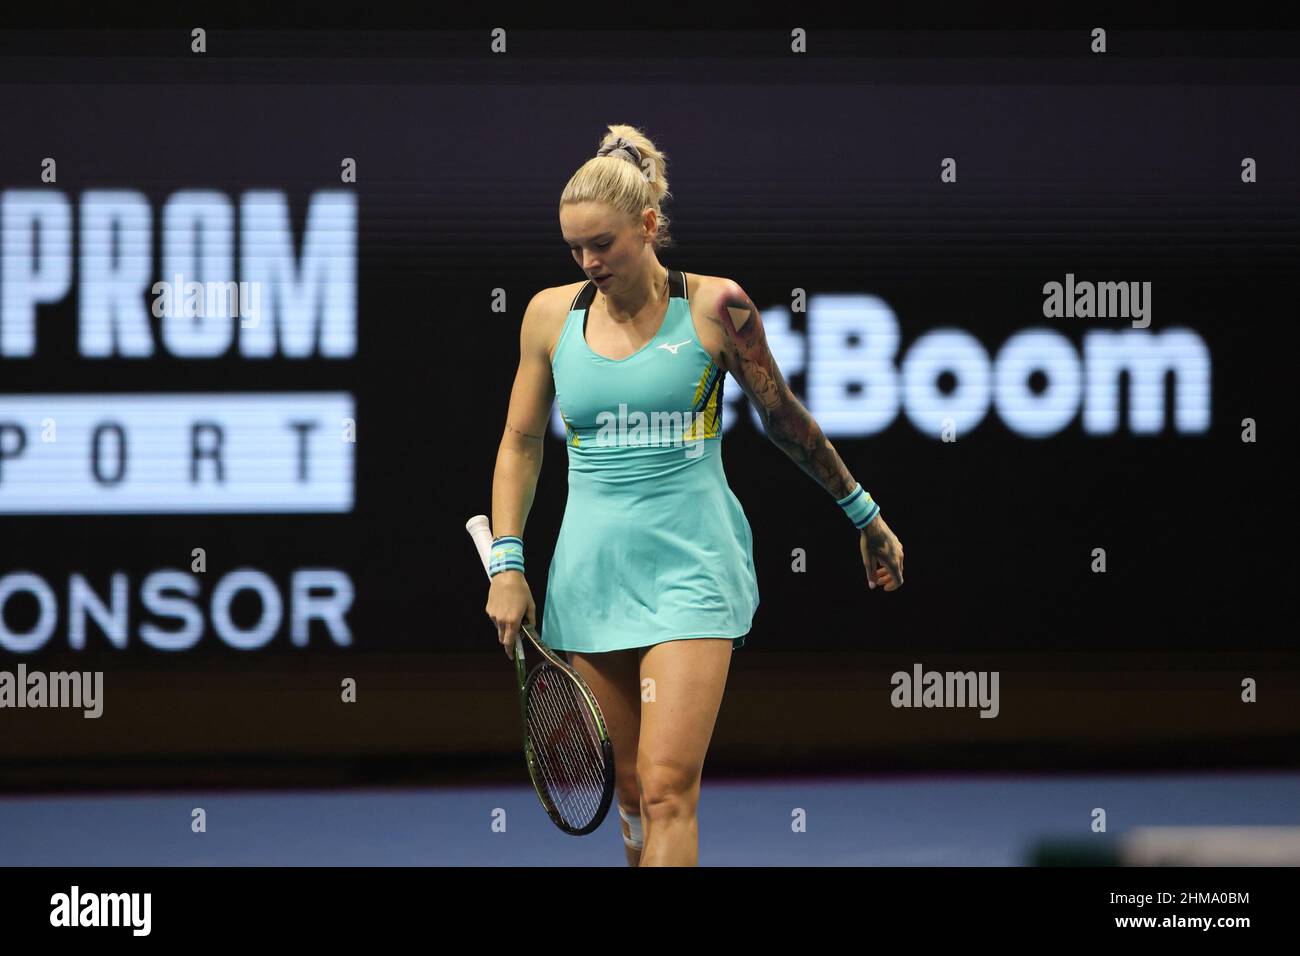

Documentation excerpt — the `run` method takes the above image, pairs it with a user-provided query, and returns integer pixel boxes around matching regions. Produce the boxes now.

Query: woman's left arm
[701,277,904,590]
[701,277,856,497]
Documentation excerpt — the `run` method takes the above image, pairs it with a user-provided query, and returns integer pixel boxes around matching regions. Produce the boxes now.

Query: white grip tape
[465,514,495,578]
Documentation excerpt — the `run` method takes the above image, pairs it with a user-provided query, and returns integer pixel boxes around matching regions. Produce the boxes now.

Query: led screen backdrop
[0,42,1294,672]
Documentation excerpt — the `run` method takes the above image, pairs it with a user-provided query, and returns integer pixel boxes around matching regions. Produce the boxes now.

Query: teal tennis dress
[541,269,760,653]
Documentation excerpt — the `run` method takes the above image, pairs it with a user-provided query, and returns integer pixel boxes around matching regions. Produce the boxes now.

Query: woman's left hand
[860,513,904,591]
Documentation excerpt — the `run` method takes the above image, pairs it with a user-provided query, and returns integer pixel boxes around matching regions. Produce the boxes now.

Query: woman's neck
[600,264,669,321]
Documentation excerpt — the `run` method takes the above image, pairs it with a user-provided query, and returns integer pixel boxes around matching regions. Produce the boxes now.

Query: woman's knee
[636,758,700,820]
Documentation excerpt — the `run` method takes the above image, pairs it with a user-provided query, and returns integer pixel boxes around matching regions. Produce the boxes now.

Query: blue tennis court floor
[2,770,1296,866]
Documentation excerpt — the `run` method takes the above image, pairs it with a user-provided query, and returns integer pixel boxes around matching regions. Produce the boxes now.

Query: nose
[583,254,602,274]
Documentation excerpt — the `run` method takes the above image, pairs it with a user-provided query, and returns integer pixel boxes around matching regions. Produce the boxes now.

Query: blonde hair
[559,124,674,250]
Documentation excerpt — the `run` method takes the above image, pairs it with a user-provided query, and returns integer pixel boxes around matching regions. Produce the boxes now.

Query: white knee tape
[619,806,644,850]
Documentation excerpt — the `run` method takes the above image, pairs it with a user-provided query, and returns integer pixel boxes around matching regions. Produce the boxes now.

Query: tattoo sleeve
[706,280,858,501]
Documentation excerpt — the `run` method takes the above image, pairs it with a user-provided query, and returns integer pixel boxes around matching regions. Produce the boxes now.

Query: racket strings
[529,698,601,826]
[526,667,606,828]
[528,679,603,824]
[529,704,598,823]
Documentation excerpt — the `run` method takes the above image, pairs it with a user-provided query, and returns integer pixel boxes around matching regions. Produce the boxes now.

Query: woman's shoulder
[534,281,590,320]
[530,282,587,364]
[681,273,736,366]
[683,272,725,299]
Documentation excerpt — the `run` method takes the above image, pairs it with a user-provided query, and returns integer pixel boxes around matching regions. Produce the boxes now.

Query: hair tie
[597,136,652,181]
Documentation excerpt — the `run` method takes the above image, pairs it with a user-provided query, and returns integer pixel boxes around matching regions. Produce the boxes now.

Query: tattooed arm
[701,277,905,589]
[700,277,856,498]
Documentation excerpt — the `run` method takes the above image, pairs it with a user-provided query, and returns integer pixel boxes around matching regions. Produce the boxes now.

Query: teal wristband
[488,536,525,576]
[836,483,880,529]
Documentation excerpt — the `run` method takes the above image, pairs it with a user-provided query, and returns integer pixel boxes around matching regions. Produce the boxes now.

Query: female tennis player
[486,124,904,867]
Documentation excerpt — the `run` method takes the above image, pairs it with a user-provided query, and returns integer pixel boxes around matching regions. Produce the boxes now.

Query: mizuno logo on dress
[658,340,692,355]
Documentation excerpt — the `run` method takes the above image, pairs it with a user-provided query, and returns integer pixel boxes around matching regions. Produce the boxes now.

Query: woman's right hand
[486,570,537,659]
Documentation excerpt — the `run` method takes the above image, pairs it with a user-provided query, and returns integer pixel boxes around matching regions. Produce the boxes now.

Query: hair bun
[597,136,650,180]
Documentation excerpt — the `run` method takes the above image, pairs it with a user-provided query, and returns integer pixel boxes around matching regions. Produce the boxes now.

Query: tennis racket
[465,514,615,835]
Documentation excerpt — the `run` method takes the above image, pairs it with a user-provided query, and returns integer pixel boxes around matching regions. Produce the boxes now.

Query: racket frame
[466,515,616,835]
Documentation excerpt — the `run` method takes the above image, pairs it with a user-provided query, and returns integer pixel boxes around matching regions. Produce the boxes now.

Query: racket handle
[465,514,495,579]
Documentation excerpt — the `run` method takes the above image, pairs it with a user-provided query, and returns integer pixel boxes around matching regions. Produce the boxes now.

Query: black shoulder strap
[573,279,598,312]
[668,269,686,300]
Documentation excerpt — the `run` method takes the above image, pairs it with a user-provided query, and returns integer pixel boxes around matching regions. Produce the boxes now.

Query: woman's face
[560,201,648,292]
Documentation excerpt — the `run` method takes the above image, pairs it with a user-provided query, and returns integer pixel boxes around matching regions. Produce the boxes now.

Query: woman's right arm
[487,288,559,657]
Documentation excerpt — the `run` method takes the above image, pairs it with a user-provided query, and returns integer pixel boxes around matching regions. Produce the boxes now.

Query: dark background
[0,26,1296,783]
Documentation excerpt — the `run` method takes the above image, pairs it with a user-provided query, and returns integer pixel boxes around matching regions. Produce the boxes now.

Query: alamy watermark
[890,662,999,718]
[594,403,707,458]
[1042,273,1151,328]
[0,664,103,717]
[151,273,262,327]
[50,886,150,935]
